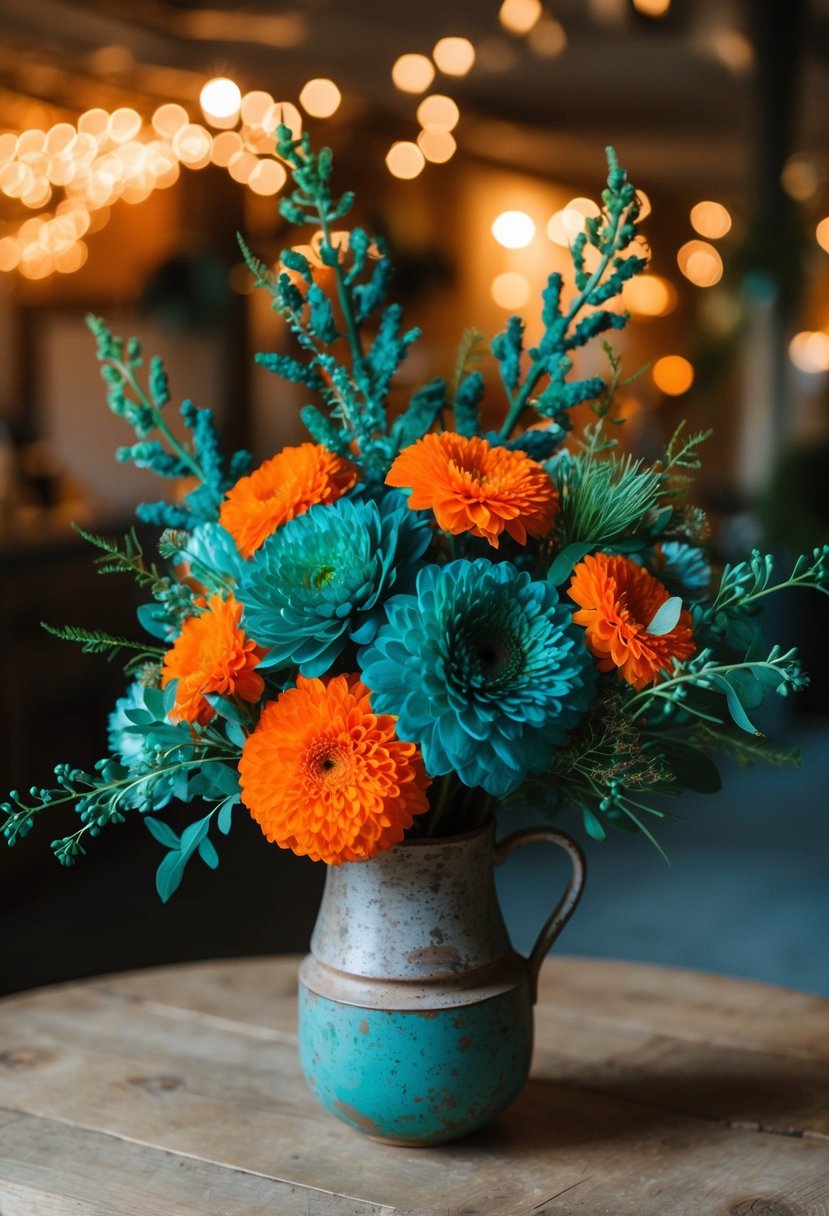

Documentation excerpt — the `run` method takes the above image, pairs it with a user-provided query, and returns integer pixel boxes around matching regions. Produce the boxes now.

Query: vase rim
[395,819,495,849]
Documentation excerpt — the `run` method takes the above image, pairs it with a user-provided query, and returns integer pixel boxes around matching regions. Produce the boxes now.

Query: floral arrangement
[3,127,827,901]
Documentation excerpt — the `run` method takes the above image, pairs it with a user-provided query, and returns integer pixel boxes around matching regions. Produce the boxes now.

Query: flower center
[304,738,354,788]
[309,563,337,590]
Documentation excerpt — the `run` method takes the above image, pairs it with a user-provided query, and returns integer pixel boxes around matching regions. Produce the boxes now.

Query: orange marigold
[219,443,358,559]
[385,431,558,549]
[161,594,265,726]
[567,553,696,690]
[238,674,431,865]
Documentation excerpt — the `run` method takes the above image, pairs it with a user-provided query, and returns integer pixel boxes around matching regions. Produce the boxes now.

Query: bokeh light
[690,200,732,239]
[492,210,536,249]
[677,239,723,287]
[528,17,567,57]
[200,77,242,128]
[416,94,460,131]
[623,274,678,316]
[385,141,425,179]
[432,37,476,76]
[653,355,694,395]
[417,128,457,164]
[299,79,342,118]
[391,54,435,94]
[491,271,531,309]
[816,217,829,255]
[499,0,542,35]
[789,331,829,375]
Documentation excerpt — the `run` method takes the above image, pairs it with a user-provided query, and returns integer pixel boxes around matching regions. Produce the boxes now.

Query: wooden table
[1,956,827,1215]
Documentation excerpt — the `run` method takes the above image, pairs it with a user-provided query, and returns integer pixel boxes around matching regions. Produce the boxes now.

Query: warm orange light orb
[491,271,531,309]
[653,355,694,395]
[391,54,435,94]
[499,0,542,35]
[416,94,460,131]
[386,142,425,180]
[817,218,829,255]
[433,37,476,76]
[299,79,342,118]
[677,239,723,287]
[789,331,829,375]
[623,274,677,317]
[491,210,535,249]
[690,200,732,240]
[200,77,242,128]
[416,128,457,164]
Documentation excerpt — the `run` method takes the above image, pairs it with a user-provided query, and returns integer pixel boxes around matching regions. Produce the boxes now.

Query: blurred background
[1,0,827,997]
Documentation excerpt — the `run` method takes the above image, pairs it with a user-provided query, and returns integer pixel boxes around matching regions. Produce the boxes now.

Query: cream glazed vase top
[297,820,586,1145]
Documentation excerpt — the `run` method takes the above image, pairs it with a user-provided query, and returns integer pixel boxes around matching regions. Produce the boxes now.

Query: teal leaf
[217,795,239,835]
[548,542,593,586]
[659,740,721,794]
[224,720,248,749]
[582,806,607,841]
[726,667,765,710]
[144,817,181,850]
[709,674,763,736]
[646,596,682,636]
[198,837,220,869]
[155,850,186,903]
[204,694,250,725]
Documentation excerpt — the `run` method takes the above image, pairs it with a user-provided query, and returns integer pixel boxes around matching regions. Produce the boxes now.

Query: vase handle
[493,827,587,1004]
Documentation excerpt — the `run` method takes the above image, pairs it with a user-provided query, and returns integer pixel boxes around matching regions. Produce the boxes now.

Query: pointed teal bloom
[359,559,596,797]
[238,492,432,677]
[108,682,176,810]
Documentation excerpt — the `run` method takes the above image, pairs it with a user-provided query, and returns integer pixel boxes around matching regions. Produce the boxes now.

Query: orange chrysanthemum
[385,432,558,549]
[567,553,696,690]
[161,594,265,726]
[219,443,358,559]
[238,673,431,865]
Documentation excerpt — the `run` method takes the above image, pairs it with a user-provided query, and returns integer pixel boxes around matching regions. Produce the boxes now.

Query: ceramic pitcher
[298,821,586,1145]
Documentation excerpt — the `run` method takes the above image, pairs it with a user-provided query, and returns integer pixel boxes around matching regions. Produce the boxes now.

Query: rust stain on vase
[404,945,461,971]
[333,1100,380,1133]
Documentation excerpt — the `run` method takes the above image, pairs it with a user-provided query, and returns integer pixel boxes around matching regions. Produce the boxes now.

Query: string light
[547,198,600,246]
[492,210,535,249]
[299,79,342,118]
[385,141,425,180]
[200,77,242,128]
[261,101,302,138]
[491,271,531,309]
[391,54,435,94]
[416,128,456,164]
[622,274,677,317]
[690,201,732,239]
[789,331,829,375]
[432,37,476,76]
[632,0,671,15]
[677,239,723,287]
[248,158,288,196]
[653,355,694,395]
[499,0,542,35]
[416,94,460,131]
[528,17,567,57]
[816,218,829,255]
[152,104,189,139]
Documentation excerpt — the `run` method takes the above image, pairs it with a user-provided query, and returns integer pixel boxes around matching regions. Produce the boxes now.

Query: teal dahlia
[238,492,432,677]
[359,559,596,797]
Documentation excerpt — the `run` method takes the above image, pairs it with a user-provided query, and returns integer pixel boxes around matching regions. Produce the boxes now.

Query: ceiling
[0,0,828,204]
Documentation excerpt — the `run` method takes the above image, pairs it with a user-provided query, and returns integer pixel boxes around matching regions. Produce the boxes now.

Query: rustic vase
[297,820,586,1145]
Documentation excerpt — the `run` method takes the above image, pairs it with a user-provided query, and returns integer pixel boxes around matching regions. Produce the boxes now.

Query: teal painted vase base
[299,985,533,1145]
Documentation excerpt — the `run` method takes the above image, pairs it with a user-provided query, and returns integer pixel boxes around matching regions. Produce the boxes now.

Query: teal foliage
[391,379,447,451]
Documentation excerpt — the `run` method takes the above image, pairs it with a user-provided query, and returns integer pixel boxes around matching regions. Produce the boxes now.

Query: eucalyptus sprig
[493,148,646,442]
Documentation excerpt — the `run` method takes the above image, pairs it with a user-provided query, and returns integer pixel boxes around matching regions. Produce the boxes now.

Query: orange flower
[568,553,695,690]
[162,594,265,726]
[386,432,558,549]
[238,674,431,865]
[219,443,358,559]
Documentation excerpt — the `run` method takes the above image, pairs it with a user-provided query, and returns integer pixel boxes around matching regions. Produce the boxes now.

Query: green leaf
[646,596,682,636]
[548,543,593,586]
[144,817,181,850]
[725,668,765,711]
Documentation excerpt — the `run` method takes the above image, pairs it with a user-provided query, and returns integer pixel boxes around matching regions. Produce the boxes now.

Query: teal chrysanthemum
[359,559,596,797]
[107,681,176,810]
[651,541,710,599]
[238,492,432,677]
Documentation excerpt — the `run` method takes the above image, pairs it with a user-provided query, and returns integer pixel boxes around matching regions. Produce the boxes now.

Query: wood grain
[0,956,827,1215]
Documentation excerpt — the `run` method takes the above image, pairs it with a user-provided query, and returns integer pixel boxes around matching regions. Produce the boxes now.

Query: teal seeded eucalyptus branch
[493,147,646,442]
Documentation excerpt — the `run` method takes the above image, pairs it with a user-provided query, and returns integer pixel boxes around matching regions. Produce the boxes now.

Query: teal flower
[359,559,596,797]
[238,492,432,677]
[108,681,176,811]
[651,541,710,600]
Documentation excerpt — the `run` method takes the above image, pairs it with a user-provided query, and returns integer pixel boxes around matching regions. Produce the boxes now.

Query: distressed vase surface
[298,821,585,1145]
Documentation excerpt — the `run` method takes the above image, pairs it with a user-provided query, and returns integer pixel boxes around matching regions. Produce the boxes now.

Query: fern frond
[41,622,164,661]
